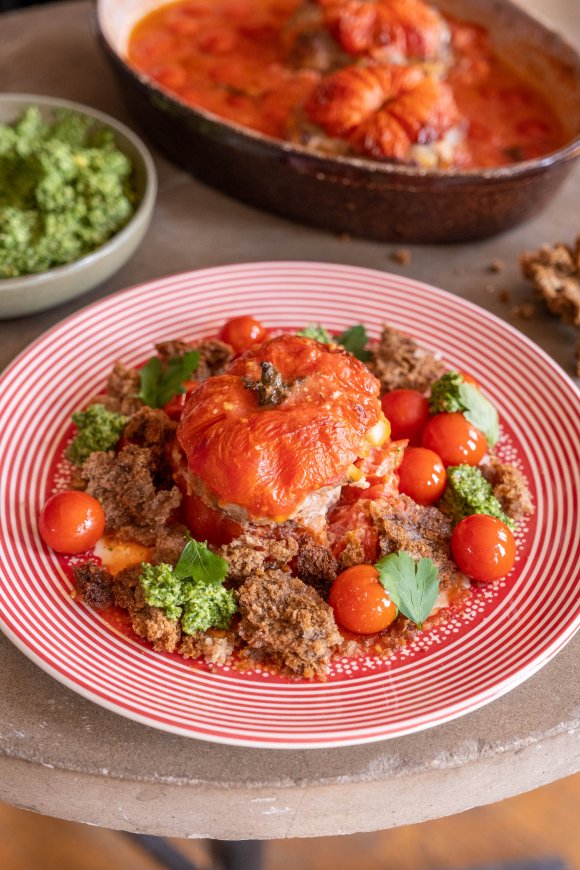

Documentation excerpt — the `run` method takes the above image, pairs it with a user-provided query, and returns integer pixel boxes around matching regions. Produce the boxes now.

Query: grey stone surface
[0,0,578,840]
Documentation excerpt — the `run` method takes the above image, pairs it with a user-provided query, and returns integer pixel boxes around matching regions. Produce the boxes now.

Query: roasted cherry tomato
[422,412,487,466]
[162,379,198,421]
[451,514,516,581]
[39,490,105,555]
[380,389,430,445]
[459,371,479,388]
[397,447,447,505]
[219,316,268,355]
[329,564,397,635]
[182,493,242,548]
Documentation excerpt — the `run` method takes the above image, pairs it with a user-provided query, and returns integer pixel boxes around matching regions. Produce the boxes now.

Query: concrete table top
[0,0,578,841]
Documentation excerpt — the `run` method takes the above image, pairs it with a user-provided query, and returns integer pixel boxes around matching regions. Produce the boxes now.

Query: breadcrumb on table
[510,303,536,320]
[521,237,580,374]
[391,248,412,265]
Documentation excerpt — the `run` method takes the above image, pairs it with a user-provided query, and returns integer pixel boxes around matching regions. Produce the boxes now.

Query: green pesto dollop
[440,464,515,529]
[296,324,332,343]
[139,560,237,634]
[140,562,183,621]
[180,581,238,635]
[0,107,137,278]
[429,371,466,414]
[66,403,128,466]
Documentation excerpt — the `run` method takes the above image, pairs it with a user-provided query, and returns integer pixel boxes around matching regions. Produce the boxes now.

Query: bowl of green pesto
[0,95,157,318]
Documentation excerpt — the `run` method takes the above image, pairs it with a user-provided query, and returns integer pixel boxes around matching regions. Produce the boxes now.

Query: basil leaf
[376,552,439,627]
[138,356,163,407]
[174,537,228,586]
[138,350,200,408]
[337,324,372,361]
[429,371,499,448]
[458,382,500,448]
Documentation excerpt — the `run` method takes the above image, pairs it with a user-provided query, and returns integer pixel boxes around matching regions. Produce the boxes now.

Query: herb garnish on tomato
[337,324,373,361]
[376,551,440,627]
[429,370,499,447]
[138,350,200,408]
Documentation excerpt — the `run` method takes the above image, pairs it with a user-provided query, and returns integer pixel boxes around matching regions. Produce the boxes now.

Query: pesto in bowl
[0,95,157,318]
[0,107,138,278]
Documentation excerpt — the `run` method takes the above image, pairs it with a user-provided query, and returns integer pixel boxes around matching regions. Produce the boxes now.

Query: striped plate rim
[0,262,578,748]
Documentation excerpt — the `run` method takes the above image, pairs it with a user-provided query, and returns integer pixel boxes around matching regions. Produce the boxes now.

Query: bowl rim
[93,0,580,182]
[0,93,158,291]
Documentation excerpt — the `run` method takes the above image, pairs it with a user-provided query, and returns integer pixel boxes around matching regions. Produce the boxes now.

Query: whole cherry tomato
[39,491,105,555]
[162,379,198,421]
[459,371,479,388]
[451,514,516,581]
[380,389,430,445]
[397,447,447,505]
[422,412,487,466]
[182,493,242,547]
[329,564,397,634]
[219,316,268,355]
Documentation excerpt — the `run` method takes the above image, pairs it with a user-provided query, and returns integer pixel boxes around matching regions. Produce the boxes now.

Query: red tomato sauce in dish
[127,0,565,169]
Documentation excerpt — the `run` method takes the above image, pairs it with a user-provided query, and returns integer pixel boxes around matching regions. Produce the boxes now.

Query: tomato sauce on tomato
[128,0,565,169]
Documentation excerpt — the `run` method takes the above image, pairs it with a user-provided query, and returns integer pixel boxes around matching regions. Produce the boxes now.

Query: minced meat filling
[237,569,342,680]
[370,324,446,393]
[81,444,181,546]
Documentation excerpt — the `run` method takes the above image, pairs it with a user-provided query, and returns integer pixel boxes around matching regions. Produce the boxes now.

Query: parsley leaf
[297,322,373,361]
[429,371,499,448]
[375,552,439,627]
[174,537,228,586]
[337,324,372,361]
[297,323,331,343]
[138,350,200,409]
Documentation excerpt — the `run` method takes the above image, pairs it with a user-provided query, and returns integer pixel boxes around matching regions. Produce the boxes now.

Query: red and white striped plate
[1,262,579,748]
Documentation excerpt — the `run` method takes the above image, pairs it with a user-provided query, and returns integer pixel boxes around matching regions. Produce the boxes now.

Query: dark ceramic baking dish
[95,0,580,243]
